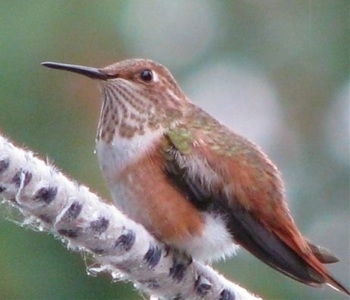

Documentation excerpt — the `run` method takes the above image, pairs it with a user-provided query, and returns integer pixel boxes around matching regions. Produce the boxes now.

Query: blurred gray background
[0,1,349,299]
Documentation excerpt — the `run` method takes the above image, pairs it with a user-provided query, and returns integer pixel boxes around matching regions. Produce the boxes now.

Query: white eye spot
[152,70,159,82]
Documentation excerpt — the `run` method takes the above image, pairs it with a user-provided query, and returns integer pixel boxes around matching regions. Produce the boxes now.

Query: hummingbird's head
[42,59,189,140]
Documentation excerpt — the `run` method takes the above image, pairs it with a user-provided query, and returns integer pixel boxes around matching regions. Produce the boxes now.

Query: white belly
[176,212,239,262]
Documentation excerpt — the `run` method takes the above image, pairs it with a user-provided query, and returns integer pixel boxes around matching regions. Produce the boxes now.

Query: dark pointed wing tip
[327,278,350,297]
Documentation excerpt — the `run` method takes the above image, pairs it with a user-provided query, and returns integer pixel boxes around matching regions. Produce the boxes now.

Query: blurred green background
[0,1,349,299]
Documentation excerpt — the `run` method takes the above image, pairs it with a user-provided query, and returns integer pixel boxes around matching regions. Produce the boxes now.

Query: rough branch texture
[0,134,261,300]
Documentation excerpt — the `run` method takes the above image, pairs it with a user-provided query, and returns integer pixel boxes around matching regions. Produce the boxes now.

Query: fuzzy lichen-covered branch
[0,134,260,300]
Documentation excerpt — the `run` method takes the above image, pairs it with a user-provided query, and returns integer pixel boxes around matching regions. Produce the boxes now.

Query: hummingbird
[42,59,349,296]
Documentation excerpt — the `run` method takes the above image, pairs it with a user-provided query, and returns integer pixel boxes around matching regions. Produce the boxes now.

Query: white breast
[95,128,164,187]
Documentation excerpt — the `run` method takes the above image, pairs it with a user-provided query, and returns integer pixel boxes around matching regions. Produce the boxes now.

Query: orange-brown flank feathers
[116,143,204,244]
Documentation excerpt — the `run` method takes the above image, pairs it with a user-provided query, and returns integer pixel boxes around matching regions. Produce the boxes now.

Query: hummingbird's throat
[97,75,184,142]
[97,84,152,142]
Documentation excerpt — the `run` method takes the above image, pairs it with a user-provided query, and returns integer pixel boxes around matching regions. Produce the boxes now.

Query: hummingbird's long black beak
[41,62,108,80]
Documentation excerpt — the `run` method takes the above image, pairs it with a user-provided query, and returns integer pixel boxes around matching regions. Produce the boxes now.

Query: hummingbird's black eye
[140,69,153,82]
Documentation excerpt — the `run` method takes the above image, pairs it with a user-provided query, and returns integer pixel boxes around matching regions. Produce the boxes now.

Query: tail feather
[278,235,350,295]
[307,242,350,296]
[297,240,349,296]
[307,241,339,264]
[223,203,350,295]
